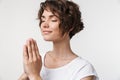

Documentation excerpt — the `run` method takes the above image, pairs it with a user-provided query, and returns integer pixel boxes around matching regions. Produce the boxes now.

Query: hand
[18,73,29,80]
[23,38,42,79]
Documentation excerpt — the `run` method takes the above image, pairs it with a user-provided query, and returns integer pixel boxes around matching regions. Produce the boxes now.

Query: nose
[41,21,49,28]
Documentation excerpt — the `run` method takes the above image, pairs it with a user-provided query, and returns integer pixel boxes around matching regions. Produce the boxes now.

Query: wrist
[29,75,42,80]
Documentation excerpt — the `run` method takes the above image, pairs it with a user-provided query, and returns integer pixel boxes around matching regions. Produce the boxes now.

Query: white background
[0,0,120,80]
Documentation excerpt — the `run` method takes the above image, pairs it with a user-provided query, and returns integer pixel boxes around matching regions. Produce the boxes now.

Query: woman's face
[40,9,65,42]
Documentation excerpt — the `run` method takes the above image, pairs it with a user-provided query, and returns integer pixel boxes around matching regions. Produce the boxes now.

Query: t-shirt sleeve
[75,63,99,80]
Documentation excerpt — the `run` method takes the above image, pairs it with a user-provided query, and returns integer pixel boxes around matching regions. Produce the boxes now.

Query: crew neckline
[43,57,81,71]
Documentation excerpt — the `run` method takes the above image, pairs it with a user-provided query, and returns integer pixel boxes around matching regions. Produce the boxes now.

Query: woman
[19,0,98,80]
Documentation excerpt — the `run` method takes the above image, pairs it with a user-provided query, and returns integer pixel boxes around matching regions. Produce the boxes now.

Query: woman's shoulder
[72,57,99,80]
[73,56,92,66]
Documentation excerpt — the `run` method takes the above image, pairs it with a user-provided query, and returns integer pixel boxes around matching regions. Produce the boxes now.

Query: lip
[42,30,52,34]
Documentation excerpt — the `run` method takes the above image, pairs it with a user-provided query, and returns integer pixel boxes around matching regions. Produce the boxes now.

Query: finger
[31,39,37,61]
[34,40,41,59]
[23,45,28,60]
[27,39,33,60]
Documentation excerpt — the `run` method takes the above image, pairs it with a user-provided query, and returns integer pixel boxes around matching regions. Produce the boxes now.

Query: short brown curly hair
[38,0,84,39]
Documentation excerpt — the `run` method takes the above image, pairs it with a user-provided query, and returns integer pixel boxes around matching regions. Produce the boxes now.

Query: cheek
[51,25,61,36]
[50,22,60,31]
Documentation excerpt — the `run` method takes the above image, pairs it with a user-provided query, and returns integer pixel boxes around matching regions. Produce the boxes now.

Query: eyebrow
[41,14,58,19]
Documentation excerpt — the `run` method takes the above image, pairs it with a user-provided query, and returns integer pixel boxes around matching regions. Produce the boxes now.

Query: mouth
[42,30,52,34]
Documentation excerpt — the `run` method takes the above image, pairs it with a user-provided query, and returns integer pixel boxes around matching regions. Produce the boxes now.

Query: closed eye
[51,20,57,22]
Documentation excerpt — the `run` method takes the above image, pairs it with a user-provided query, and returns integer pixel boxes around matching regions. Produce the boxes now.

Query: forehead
[42,10,53,17]
[41,8,59,18]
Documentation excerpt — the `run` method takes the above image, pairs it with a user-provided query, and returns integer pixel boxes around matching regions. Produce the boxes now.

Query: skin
[18,39,42,80]
[18,9,95,80]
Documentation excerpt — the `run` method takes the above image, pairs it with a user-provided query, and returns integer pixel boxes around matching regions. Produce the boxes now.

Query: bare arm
[18,73,29,80]
[80,76,95,80]
[18,73,42,80]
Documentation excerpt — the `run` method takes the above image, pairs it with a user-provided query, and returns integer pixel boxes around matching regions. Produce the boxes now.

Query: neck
[51,36,73,58]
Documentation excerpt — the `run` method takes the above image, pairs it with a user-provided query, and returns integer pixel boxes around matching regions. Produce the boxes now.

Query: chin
[42,35,60,42]
[43,37,53,41]
[44,39,52,41]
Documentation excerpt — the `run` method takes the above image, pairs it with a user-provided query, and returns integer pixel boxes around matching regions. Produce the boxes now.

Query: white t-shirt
[40,57,99,80]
